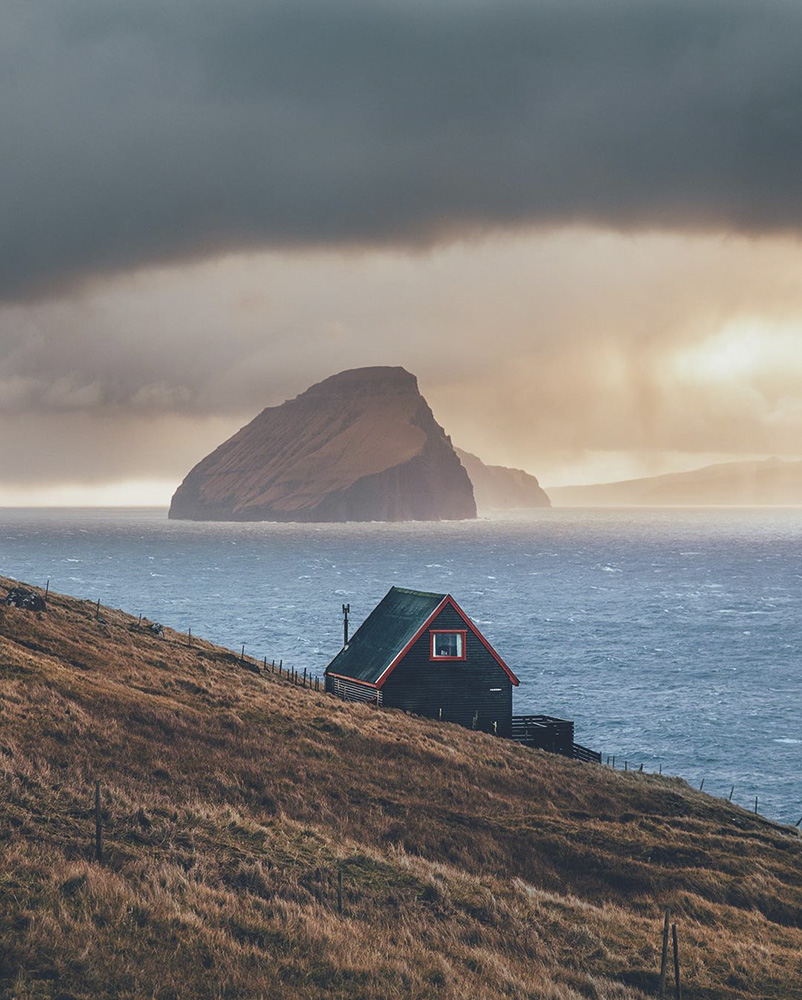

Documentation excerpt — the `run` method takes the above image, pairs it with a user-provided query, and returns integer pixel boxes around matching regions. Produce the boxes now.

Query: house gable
[378,600,517,736]
[375,596,519,689]
[325,587,519,691]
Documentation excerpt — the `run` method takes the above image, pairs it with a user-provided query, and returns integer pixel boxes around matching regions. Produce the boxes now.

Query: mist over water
[1,506,800,823]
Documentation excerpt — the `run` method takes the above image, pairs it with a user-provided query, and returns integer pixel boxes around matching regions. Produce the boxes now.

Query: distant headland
[548,457,802,506]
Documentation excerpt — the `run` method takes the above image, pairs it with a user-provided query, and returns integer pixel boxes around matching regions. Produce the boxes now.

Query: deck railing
[571,742,602,763]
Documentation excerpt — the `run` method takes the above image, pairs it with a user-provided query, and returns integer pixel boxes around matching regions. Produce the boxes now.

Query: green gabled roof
[325,586,446,686]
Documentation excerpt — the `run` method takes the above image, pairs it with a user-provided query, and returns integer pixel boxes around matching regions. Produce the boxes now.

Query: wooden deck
[511,715,601,762]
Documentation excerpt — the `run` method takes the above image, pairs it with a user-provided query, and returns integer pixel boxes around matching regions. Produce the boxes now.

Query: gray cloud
[3,0,802,299]
[4,229,802,496]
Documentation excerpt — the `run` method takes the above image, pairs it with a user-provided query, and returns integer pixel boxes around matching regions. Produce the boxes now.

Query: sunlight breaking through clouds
[672,321,801,385]
[2,229,802,498]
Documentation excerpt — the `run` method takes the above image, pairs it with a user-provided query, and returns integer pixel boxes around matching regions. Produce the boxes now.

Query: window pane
[434,633,461,657]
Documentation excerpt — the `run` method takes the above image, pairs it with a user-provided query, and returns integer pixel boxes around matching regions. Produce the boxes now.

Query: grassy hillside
[2,575,801,1000]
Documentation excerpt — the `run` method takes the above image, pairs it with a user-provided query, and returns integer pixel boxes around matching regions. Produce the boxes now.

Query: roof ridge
[390,585,447,599]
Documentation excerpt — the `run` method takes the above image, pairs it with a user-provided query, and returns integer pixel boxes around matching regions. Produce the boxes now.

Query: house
[325,586,519,737]
[324,586,602,762]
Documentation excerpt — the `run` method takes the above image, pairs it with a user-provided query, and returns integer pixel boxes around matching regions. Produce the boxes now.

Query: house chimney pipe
[342,603,350,647]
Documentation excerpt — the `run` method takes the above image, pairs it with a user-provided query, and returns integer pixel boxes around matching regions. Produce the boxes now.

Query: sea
[1,506,800,824]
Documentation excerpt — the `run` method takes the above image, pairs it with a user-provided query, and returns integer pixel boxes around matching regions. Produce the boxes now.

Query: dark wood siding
[380,606,513,737]
[327,676,383,704]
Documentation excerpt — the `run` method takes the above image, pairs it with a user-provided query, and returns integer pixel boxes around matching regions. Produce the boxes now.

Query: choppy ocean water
[1,506,800,823]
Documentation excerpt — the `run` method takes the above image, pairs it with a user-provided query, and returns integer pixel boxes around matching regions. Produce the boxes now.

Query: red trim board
[374,595,520,688]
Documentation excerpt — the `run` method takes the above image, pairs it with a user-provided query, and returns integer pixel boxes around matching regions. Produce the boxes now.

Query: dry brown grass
[1,575,802,999]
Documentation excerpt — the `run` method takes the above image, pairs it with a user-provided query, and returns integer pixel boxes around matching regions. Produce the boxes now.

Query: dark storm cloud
[3,0,802,298]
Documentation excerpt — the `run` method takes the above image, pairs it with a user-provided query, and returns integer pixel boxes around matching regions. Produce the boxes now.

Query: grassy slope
[1,577,801,1000]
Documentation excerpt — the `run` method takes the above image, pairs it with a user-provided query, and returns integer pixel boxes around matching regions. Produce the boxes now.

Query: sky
[2,0,802,504]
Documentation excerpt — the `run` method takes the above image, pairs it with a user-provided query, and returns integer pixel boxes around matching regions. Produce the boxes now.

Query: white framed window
[430,630,466,660]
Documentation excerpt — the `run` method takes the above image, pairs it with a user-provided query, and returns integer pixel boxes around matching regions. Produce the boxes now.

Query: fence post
[699,778,704,791]
[94,781,103,862]
[728,785,734,801]
[754,796,758,815]
[672,923,681,1000]
[44,579,50,600]
[95,598,101,619]
[303,668,307,687]
[658,907,670,997]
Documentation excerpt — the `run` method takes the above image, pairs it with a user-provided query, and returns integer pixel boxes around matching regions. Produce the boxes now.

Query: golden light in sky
[674,321,789,384]
[3,230,802,503]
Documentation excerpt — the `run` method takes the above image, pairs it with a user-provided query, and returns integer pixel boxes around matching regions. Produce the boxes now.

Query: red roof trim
[326,671,379,689]
[373,595,449,687]
[374,595,520,688]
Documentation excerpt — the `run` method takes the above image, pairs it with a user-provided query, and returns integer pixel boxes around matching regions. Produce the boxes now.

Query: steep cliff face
[169,367,476,522]
[455,448,550,511]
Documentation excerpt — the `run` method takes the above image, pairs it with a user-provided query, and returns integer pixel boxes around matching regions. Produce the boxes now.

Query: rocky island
[169,366,477,522]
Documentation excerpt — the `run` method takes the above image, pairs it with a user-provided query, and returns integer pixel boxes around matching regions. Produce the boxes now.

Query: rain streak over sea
[1,506,800,823]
